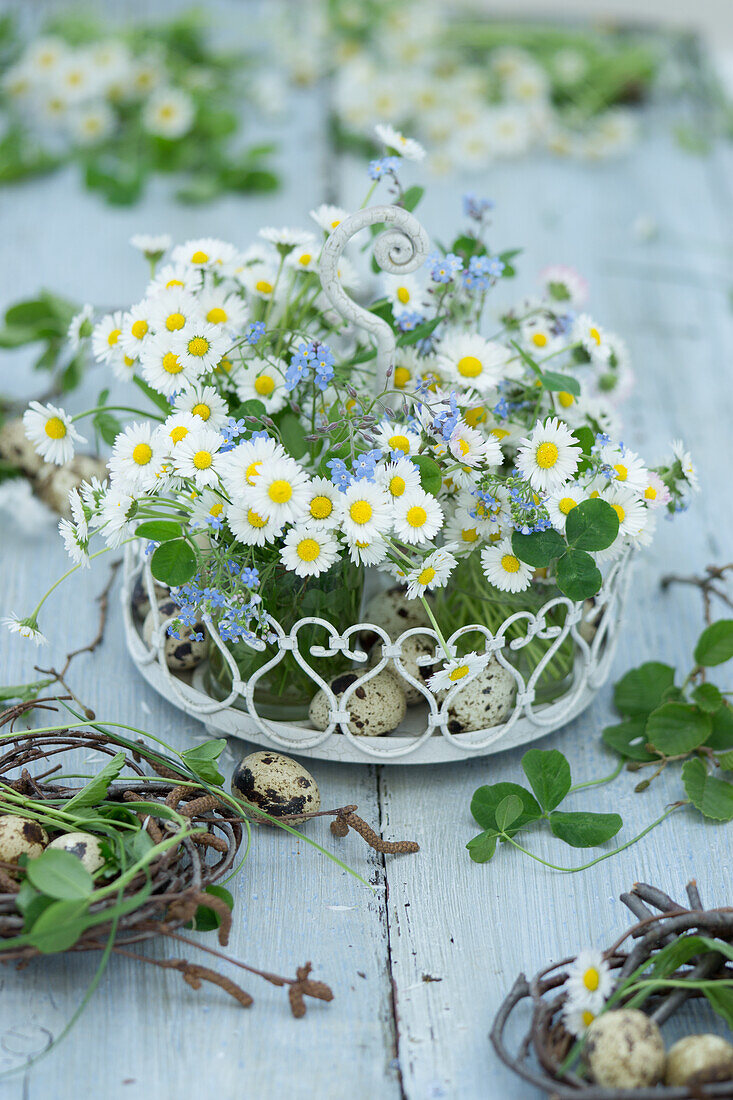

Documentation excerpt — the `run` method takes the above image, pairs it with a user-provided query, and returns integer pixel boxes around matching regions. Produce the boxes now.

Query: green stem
[568,759,624,793]
[72,405,164,423]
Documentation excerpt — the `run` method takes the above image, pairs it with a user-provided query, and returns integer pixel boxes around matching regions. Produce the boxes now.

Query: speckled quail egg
[143,598,208,671]
[231,751,320,825]
[368,633,439,705]
[36,454,108,517]
[47,831,105,873]
[0,815,48,864]
[585,1009,665,1088]
[360,586,432,648]
[131,574,170,621]
[665,1034,733,1086]
[0,418,45,477]
[309,669,407,736]
[438,658,516,733]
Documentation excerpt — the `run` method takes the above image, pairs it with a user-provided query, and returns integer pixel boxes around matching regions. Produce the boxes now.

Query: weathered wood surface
[1,5,733,1097]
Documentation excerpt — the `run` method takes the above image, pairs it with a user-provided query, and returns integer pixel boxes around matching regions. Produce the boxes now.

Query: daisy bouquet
[0,9,278,204]
[9,143,696,726]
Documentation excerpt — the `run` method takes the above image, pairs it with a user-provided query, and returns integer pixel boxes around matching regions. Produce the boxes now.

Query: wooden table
[1,9,732,1097]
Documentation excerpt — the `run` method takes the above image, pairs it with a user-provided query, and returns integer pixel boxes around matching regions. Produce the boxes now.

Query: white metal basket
[120,204,635,764]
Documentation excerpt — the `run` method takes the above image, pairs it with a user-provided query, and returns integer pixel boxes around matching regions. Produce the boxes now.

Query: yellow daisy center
[582,1010,595,1028]
[187,336,210,357]
[132,443,152,465]
[162,352,182,374]
[644,485,657,500]
[388,434,410,454]
[406,505,427,528]
[298,253,312,266]
[192,403,211,420]
[389,476,406,497]
[349,501,372,525]
[131,319,148,339]
[218,357,233,373]
[166,312,185,331]
[583,967,600,992]
[614,463,628,481]
[207,307,228,325]
[501,554,521,574]
[418,566,436,586]
[491,428,510,441]
[611,503,625,523]
[464,406,486,427]
[123,355,135,367]
[532,332,548,348]
[107,328,121,346]
[193,450,213,470]
[169,426,189,444]
[268,479,292,504]
[589,327,601,345]
[449,665,469,682]
[535,441,559,469]
[247,509,267,528]
[558,497,577,515]
[396,286,410,304]
[393,366,411,389]
[557,391,575,408]
[457,355,483,378]
[44,417,67,439]
[310,495,333,519]
[166,279,185,289]
[297,538,320,562]
[457,439,470,457]
[245,460,261,484]
[461,528,478,543]
[191,250,209,264]
[209,503,223,517]
[255,279,273,295]
[254,375,276,397]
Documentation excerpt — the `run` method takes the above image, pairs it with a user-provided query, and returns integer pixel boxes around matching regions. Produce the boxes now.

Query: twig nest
[48,831,105,873]
[143,598,207,671]
[36,454,108,517]
[131,574,169,621]
[231,751,320,825]
[0,815,48,864]
[0,418,44,477]
[585,1009,665,1088]
[360,586,432,647]
[309,670,407,736]
[665,1034,733,1086]
[368,633,438,705]
[439,658,516,733]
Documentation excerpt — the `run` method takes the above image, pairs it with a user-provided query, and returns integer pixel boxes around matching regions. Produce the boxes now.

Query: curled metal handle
[319,205,431,394]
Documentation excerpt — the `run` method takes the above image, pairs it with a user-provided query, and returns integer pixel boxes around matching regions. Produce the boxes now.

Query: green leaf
[691,683,723,714]
[470,782,541,836]
[707,703,733,750]
[682,757,733,820]
[181,738,226,786]
[540,371,581,396]
[614,662,676,717]
[66,752,125,811]
[555,548,602,601]
[92,410,121,445]
[150,538,197,586]
[411,454,442,497]
[396,316,441,347]
[511,528,565,568]
[400,185,424,212]
[549,810,623,847]
[521,749,571,811]
[603,717,658,761]
[694,620,733,667]
[466,830,499,863]
[278,412,308,460]
[703,985,733,1028]
[234,398,266,420]
[495,794,523,831]
[565,498,619,552]
[27,898,90,953]
[135,520,183,542]
[646,703,711,755]
[189,884,234,932]
[26,849,94,899]
[5,298,57,328]
[132,374,172,414]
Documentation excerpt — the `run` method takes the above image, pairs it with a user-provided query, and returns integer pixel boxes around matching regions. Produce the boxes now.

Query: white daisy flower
[174,323,229,374]
[449,423,502,468]
[174,384,229,431]
[342,481,393,542]
[197,287,247,332]
[67,486,88,539]
[383,272,424,316]
[171,238,240,271]
[302,477,343,527]
[546,485,585,532]
[392,488,444,545]
[227,500,283,546]
[25,36,67,75]
[236,358,287,414]
[437,332,509,393]
[158,411,199,452]
[378,458,422,501]
[280,524,340,578]
[573,314,611,363]
[671,439,699,493]
[189,488,227,530]
[516,417,581,494]
[23,401,86,466]
[92,310,124,363]
[285,238,319,272]
[375,123,426,162]
[520,315,561,356]
[238,260,281,300]
[108,422,166,492]
[601,486,647,537]
[444,507,485,554]
[130,234,172,261]
[142,87,195,139]
[98,485,137,547]
[563,1004,599,1038]
[481,538,534,593]
[146,263,202,296]
[309,204,349,233]
[428,652,489,693]
[566,950,614,1008]
[391,347,427,392]
[149,287,202,334]
[375,420,422,459]
[641,472,670,509]
[347,535,389,567]
[404,547,458,599]
[139,333,202,396]
[219,436,285,501]
[539,264,588,308]
[2,614,47,646]
[259,226,313,251]
[602,446,648,495]
[172,426,224,489]
[59,516,90,567]
[248,454,310,525]
[119,301,155,358]
[67,303,94,350]
[68,101,115,145]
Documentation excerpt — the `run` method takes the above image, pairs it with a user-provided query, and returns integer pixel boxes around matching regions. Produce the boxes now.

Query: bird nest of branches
[491,881,733,1099]
[0,713,332,1016]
